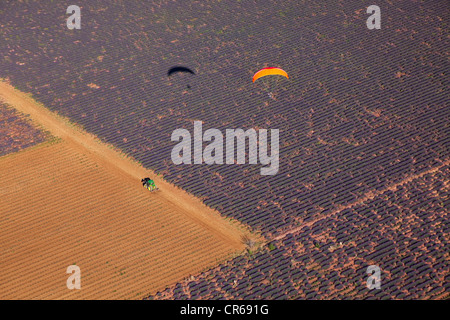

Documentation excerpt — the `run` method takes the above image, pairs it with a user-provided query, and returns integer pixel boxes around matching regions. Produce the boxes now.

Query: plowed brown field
[0,81,258,299]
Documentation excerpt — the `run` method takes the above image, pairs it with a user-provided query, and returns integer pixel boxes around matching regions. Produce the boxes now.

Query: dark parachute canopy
[167,66,195,77]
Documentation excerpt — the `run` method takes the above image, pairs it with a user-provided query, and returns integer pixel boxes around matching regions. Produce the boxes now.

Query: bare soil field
[0,81,258,299]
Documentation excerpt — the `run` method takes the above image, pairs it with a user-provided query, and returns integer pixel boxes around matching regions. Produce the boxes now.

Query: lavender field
[0,102,47,156]
[150,165,449,299]
[0,0,448,299]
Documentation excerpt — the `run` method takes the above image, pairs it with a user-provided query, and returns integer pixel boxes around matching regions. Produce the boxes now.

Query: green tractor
[141,177,158,192]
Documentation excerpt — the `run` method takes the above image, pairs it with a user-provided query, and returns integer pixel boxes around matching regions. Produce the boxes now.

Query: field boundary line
[0,79,261,250]
[272,158,450,242]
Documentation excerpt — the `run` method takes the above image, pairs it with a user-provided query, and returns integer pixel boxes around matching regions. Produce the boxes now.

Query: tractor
[141,178,158,192]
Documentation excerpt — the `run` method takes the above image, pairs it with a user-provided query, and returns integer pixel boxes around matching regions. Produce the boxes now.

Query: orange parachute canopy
[252,67,289,82]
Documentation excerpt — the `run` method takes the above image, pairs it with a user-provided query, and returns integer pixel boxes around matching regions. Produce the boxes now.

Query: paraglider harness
[141,178,158,192]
